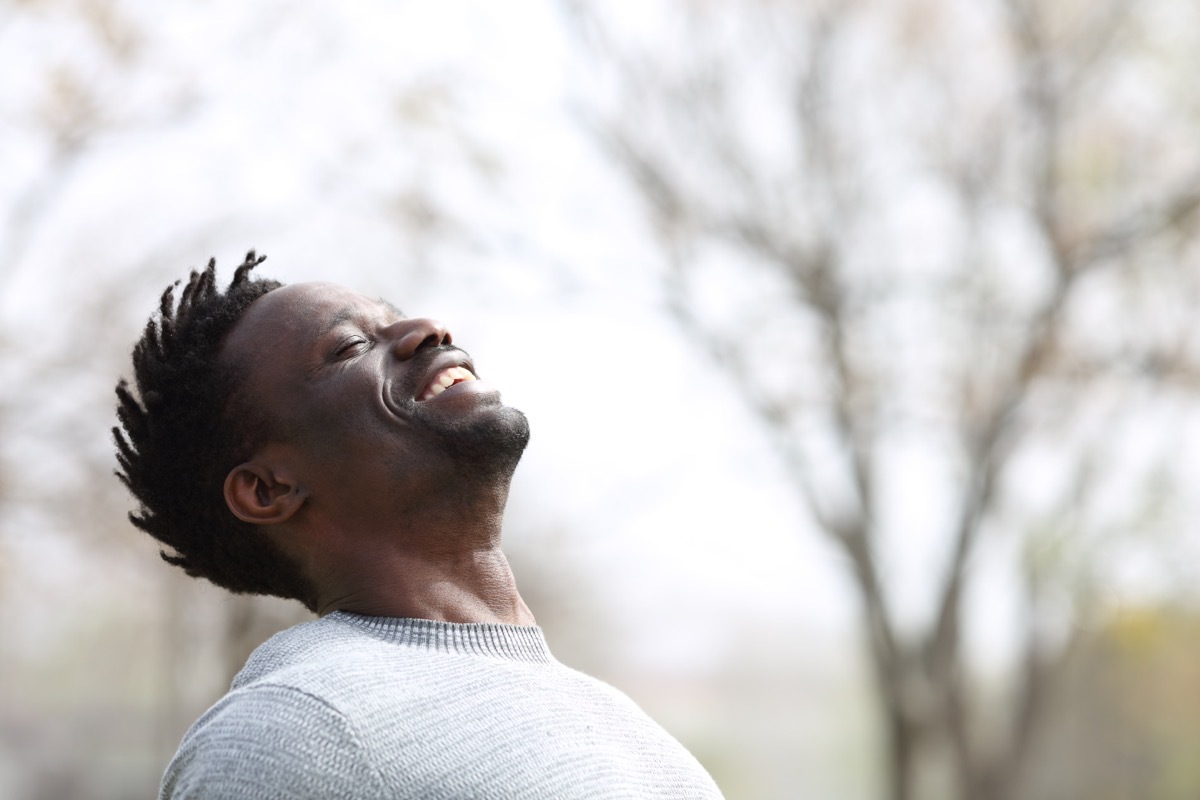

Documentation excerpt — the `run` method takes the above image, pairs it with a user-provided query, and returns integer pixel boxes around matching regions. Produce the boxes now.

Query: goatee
[430,405,530,483]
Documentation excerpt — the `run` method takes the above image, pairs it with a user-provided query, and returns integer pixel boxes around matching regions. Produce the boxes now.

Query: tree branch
[1067,173,1200,270]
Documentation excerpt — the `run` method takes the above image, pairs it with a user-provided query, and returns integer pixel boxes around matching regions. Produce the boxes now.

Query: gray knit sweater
[160,612,725,799]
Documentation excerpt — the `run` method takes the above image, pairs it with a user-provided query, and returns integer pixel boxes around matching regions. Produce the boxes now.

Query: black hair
[113,252,318,611]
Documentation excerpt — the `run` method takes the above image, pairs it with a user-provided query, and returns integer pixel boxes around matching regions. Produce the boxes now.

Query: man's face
[219,282,529,515]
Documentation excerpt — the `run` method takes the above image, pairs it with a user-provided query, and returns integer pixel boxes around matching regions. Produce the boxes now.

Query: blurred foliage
[567,0,1200,798]
[1021,604,1200,800]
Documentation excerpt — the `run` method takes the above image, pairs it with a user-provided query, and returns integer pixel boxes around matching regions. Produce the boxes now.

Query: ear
[223,461,307,525]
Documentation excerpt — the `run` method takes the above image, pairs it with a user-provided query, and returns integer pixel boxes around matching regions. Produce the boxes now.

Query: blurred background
[3,1,1200,798]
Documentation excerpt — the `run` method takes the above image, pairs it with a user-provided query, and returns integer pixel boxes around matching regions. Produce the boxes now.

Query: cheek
[297,384,394,457]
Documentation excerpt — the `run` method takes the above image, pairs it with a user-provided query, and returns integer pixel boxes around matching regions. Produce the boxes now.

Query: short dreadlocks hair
[113,251,318,611]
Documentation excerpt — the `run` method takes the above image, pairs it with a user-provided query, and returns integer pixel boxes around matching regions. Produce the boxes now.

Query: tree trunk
[887,710,916,800]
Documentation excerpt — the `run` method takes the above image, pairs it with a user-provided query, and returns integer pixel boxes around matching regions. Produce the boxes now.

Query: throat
[317,543,534,626]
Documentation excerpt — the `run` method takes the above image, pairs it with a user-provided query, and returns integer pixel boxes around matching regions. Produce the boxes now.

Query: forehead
[222,282,400,364]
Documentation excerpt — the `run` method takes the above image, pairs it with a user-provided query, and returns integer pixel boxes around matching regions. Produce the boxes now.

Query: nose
[386,317,452,360]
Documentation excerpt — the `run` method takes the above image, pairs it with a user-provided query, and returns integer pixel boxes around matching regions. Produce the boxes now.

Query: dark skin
[218,282,535,625]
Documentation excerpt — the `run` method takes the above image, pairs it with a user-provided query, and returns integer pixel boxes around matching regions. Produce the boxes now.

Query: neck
[300,476,536,626]
[316,545,536,626]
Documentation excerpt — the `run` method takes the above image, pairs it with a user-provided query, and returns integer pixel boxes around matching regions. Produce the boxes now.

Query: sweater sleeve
[159,683,387,800]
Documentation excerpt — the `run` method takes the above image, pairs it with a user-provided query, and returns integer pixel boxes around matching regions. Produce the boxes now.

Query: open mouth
[416,365,478,401]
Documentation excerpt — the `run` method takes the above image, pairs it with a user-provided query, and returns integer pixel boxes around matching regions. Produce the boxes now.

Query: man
[114,252,724,799]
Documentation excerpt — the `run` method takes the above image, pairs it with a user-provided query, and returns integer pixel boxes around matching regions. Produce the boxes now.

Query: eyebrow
[317,299,406,339]
[318,306,358,339]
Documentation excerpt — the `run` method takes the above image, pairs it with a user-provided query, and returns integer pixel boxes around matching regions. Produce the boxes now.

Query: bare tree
[566,1,1200,798]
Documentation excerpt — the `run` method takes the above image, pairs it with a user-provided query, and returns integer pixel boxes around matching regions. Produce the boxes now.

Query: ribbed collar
[328,611,555,665]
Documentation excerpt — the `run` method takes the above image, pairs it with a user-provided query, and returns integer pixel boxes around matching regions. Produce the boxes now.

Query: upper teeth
[419,366,476,400]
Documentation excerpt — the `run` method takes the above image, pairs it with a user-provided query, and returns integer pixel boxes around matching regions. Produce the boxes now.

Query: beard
[425,403,530,483]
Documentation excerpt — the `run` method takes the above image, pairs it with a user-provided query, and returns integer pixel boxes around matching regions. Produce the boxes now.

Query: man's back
[161,612,724,800]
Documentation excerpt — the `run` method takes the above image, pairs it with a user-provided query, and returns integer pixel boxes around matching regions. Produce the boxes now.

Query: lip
[413,349,479,403]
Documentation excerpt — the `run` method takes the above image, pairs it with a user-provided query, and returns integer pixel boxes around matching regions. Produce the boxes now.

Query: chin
[433,405,531,480]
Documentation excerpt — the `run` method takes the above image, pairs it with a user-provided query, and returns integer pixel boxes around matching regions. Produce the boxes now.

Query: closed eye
[334,337,370,358]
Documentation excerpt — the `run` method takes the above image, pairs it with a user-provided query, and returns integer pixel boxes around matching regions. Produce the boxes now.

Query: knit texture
[160,612,725,799]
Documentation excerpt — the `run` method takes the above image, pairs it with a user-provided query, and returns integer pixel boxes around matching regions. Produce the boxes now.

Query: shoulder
[231,614,363,686]
[160,683,387,800]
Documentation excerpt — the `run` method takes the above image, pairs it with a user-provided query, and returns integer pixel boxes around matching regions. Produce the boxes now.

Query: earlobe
[224,462,306,525]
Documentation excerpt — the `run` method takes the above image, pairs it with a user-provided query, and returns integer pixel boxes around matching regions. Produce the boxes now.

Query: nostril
[421,321,451,348]
[418,330,450,350]
[391,318,452,360]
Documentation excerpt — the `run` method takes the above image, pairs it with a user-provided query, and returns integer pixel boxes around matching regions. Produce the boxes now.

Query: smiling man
[114,253,724,800]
